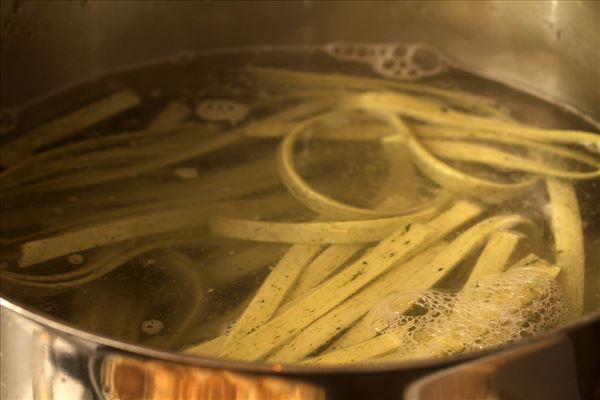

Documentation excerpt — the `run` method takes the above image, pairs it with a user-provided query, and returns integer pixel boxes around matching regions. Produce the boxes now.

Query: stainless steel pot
[1,1,599,399]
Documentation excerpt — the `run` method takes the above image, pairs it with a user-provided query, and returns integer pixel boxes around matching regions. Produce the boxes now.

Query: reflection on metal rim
[95,353,325,400]
[2,294,599,374]
[2,294,598,400]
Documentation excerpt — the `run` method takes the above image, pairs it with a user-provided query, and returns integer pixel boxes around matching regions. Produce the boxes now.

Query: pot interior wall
[1,1,598,120]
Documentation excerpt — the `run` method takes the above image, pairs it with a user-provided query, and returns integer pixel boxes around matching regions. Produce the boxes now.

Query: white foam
[325,42,447,81]
[195,99,249,124]
[141,319,164,335]
[371,267,567,357]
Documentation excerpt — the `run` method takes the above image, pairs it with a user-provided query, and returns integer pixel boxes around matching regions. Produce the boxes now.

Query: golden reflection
[101,355,325,400]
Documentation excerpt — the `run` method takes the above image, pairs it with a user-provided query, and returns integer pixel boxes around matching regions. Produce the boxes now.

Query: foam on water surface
[325,42,447,81]
[371,267,567,358]
[195,99,249,124]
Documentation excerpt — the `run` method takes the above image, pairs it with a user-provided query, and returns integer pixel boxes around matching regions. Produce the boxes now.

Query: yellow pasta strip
[246,66,508,119]
[284,244,364,304]
[546,178,585,319]
[464,231,522,286]
[17,192,294,268]
[1,89,141,167]
[148,101,191,129]
[223,201,481,361]
[221,244,324,349]
[220,222,438,360]
[190,244,381,358]
[209,211,441,245]
[413,124,600,169]
[345,91,600,153]
[278,111,454,218]
[318,214,531,354]
[423,139,599,180]
[184,334,229,357]
[269,244,447,363]
[381,115,538,202]
[302,334,400,365]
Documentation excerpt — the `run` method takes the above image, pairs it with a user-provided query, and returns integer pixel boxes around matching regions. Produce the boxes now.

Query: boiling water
[0,45,598,363]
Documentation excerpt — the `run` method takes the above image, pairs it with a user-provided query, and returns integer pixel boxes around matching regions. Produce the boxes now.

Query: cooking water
[0,44,598,365]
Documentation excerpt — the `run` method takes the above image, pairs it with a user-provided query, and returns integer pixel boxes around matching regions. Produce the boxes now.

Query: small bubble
[382,59,395,71]
[372,318,390,333]
[222,318,238,335]
[0,261,8,269]
[541,203,553,219]
[388,293,418,315]
[412,47,440,70]
[174,167,198,179]
[68,196,79,203]
[67,254,85,265]
[393,45,407,58]
[142,258,156,267]
[141,319,163,335]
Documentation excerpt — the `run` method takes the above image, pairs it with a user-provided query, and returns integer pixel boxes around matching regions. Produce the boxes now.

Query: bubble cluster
[141,319,164,335]
[325,42,447,81]
[371,267,567,358]
[195,99,249,124]
[222,318,238,336]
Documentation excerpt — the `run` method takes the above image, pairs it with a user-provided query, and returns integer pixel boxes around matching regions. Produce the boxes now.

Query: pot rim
[2,294,598,375]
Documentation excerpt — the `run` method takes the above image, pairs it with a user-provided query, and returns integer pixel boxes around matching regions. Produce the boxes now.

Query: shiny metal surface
[404,334,581,400]
[94,354,324,399]
[1,1,599,399]
[3,296,598,399]
[1,299,326,400]
[1,1,598,121]
[1,301,95,400]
